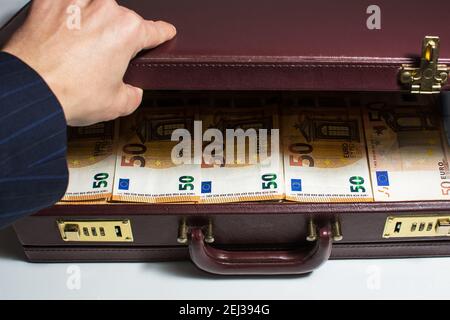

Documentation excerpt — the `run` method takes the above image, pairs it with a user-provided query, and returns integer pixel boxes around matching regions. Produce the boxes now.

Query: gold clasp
[400,36,449,94]
[177,219,215,244]
[177,218,188,244]
[306,218,343,242]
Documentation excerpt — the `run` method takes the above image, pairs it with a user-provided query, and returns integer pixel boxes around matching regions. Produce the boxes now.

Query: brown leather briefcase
[2,0,450,276]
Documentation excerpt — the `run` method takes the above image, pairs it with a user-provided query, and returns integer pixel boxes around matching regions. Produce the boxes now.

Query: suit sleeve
[0,52,68,229]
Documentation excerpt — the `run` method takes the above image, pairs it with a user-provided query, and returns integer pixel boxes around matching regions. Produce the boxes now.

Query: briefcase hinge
[399,36,449,94]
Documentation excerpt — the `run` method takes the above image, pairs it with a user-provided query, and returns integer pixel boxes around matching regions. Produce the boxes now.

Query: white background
[1,0,450,300]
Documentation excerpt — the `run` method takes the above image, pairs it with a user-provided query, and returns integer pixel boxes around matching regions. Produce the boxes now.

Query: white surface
[2,0,450,300]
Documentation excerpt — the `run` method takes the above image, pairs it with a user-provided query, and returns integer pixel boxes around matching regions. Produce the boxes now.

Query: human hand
[2,0,176,126]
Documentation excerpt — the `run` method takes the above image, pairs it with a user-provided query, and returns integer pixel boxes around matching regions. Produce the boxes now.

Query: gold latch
[63,224,81,241]
[400,36,449,94]
[436,218,450,235]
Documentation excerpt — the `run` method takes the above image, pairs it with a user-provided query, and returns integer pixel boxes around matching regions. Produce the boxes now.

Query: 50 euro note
[61,122,118,202]
[363,103,450,201]
[199,106,285,203]
[282,105,373,202]
[112,107,200,203]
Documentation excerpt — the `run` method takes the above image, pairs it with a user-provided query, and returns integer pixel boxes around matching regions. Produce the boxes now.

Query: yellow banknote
[282,105,373,202]
[62,122,118,202]
[112,107,200,203]
[199,105,285,203]
[364,103,449,201]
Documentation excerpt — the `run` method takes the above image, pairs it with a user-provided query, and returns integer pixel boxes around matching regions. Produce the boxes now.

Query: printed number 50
[93,173,109,189]
[350,176,366,193]
[262,174,278,189]
[179,176,195,191]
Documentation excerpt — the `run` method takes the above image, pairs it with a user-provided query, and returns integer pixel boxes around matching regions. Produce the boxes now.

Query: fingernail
[158,20,177,38]
[170,24,177,35]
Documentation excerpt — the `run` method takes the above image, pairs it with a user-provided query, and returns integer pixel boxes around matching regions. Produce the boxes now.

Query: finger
[140,20,177,50]
[116,84,143,117]
[74,0,93,8]
[32,0,92,15]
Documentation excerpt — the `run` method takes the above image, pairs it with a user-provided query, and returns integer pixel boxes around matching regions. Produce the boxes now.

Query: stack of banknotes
[60,96,450,204]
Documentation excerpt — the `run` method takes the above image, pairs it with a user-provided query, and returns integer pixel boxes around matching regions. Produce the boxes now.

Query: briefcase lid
[1,0,449,93]
[122,0,450,93]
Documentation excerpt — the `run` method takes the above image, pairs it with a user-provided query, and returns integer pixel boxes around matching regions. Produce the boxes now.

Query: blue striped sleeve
[0,51,68,228]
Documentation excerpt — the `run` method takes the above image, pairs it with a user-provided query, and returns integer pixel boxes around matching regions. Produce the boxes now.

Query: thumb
[136,20,177,54]
[117,84,143,117]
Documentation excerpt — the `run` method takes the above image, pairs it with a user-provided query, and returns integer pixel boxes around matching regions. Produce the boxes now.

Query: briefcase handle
[187,223,332,276]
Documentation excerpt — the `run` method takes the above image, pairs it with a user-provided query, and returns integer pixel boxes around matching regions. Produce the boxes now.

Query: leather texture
[13,200,450,275]
[4,0,450,275]
[2,0,450,91]
[22,241,450,263]
[14,201,450,246]
[120,0,450,91]
[188,226,332,275]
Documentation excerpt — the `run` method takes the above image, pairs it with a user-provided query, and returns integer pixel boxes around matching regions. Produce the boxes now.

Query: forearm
[0,52,68,228]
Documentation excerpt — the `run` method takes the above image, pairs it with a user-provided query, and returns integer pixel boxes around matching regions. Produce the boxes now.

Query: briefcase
[2,0,450,276]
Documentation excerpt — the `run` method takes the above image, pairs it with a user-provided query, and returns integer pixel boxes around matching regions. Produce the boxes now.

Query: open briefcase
[2,0,450,276]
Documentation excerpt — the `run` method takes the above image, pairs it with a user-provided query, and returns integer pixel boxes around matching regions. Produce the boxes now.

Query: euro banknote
[61,122,117,201]
[199,105,285,203]
[364,103,450,201]
[112,107,200,203]
[282,105,373,202]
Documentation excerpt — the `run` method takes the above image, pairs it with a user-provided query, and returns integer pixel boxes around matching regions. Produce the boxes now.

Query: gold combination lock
[57,220,134,242]
[383,215,450,239]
